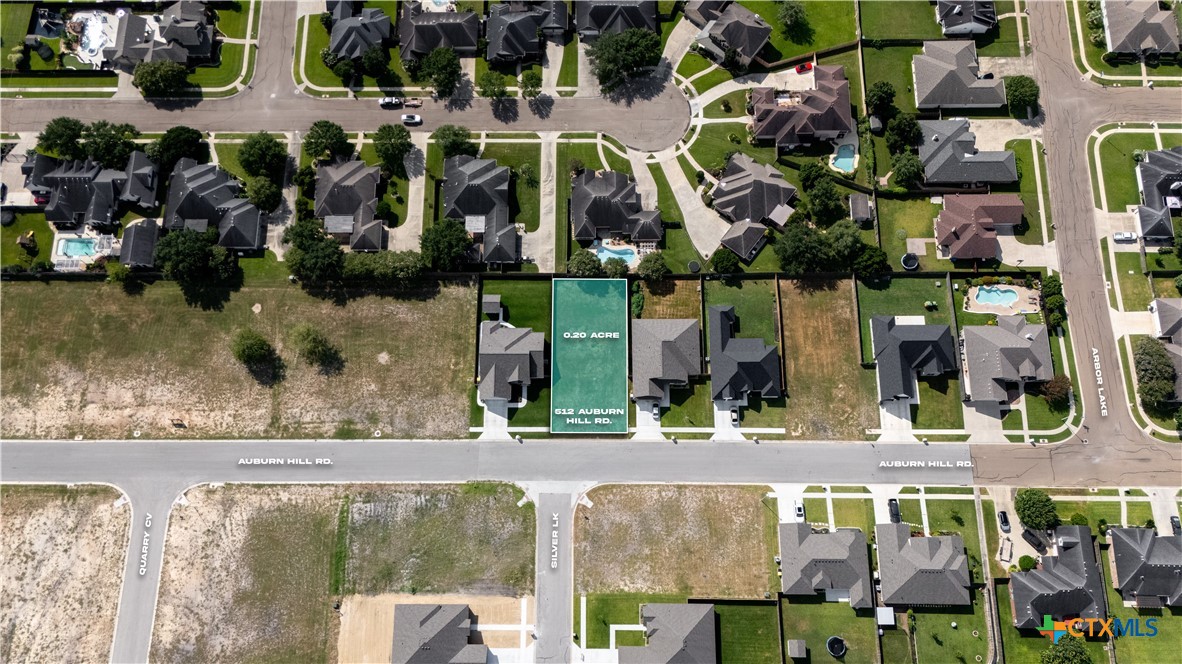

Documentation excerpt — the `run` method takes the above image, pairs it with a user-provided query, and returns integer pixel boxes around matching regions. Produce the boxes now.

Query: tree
[289,323,337,367]
[343,250,424,285]
[333,58,355,84]
[1006,75,1040,117]
[777,0,807,32]
[775,222,832,276]
[827,219,864,265]
[419,218,472,270]
[372,123,413,177]
[361,45,388,77]
[711,248,741,274]
[286,235,345,286]
[1140,378,1174,411]
[520,69,542,99]
[319,11,334,31]
[375,200,394,222]
[1045,294,1066,311]
[434,124,478,158]
[147,126,205,173]
[1134,337,1177,388]
[807,177,845,226]
[239,131,288,179]
[1040,635,1093,664]
[1018,555,1038,572]
[231,328,275,368]
[1069,513,1089,526]
[603,256,629,278]
[132,60,189,97]
[891,150,925,188]
[637,251,671,280]
[799,161,829,192]
[478,70,508,99]
[293,164,316,197]
[567,251,606,277]
[419,47,462,96]
[1042,374,1072,410]
[885,113,922,154]
[1041,274,1063,298]
[154,228,237,303]
[853,244,891,279]
[866,81,896,116]
[82,121,140,169]
[587,28,661,93]
[1015,488,1060,531]
[304,120,351,162]
[38,117,86,160]
[105,261,131,284]
[246,176,282,212]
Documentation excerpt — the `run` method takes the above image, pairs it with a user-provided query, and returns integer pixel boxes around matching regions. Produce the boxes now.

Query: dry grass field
[639,279,703,321]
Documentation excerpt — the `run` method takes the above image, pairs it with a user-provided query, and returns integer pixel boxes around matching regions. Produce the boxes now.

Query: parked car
[33,193,49,205]
[1171,515,1181,535]
[378,97,402,108]
[1113,231,1138,242]
[1022,528,1048,554]
[794,501,805,521]
[651,402,659,417]
[404,97,423,108]
[729,408,739,425]
[795,62,813,74]
[998,510,1011,533]
[888,499,901,524]
[401,114,422,125]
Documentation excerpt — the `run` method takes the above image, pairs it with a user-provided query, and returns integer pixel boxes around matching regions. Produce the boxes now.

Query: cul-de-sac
[1,1,1181,663]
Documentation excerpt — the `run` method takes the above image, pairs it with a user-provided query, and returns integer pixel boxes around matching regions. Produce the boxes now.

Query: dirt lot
[338,593,533,663]
[779,279,879,439]
[0,485,129,663]
[574,484,778,597]
[0,282,475,439]
[150,483,535,663]
[640,279,703,321]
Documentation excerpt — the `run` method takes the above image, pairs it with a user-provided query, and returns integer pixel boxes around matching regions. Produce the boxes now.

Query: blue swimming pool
[832,144,856,172]
[975,286,1019,307]
[57,237,97,257]
[595,243,637,265]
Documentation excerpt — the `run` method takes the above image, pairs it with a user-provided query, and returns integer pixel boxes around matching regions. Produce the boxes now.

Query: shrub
[1018,555,1037,572]
[1069,513,1089,526]
[720,99,732,113]
[567,251,605,277]
[289,324,337,368]
[631,288,645,318]
[1042,374,1072,410]
[711,248,741,274]
[637,251,670,280]
[231,328,274,367]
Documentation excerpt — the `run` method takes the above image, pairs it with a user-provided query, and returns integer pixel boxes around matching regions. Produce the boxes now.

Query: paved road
[535,493,575,663]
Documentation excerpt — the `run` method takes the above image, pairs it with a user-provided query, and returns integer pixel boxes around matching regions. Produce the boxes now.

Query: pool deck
[50,229,119,271]
[827,135,859,175]
[963,284,1041,316]
[591,239,646,268]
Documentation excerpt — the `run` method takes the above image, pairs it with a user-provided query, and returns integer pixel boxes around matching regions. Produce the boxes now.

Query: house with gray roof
[1010,526,1106,629]
[918,119,1017,186]
[708,305,781,402]
[876,523,972,606]
[391,604,489,664]
[486,2,567,62]
[576,0,658,42]
[962,316,1054,403]
[684,0,728,27]
[913,41,1005,110]
[719,220,768,262]
[618,603,716,664]
[443,155,519,264]
[330,6,392,61]
[693,2,771,68]
[164,158,265,251]
[1108,527,1182,608]
[870,316,958,403]
[935,0,998,35]
[711,153,797,230]
[751,66,854,150]
[935,193,1025,260]
[120,219,160,269]
[1151,298,1182,400]
[1102,0,1181,56]
[399,2,479,62]
[478,320,546,404]
[1134,147,1182,241]
[28,151,159,230]
[779,522,873,609]
[315,159,384,252]
[632,319,701,402]
[325,0,359,25]
[103,1,215,71]
[570,170,663,243]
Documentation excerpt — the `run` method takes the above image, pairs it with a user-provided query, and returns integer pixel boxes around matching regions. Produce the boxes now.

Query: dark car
[998,511,1011,533]
[1022,528,1047,554]
[888,499,901,524]
[1172,516,1181,535]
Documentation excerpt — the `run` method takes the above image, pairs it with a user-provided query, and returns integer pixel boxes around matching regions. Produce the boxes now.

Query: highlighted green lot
[550,279,630,434]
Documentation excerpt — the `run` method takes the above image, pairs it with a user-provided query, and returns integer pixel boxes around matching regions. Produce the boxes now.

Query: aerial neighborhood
[1,1,1181,664]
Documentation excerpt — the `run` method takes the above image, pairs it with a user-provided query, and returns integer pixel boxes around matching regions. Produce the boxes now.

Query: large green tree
[477,71,508,99]
[419,218,472,270]
[147,126,205,173]
[1040,635,1093,664]
[361,45,388,77]
[154,228,238,305]
[82,121,140,169]
[587,28,661,93]
[246,176,282,212]
[1006,75,1040,117]
[133,60,189,97]
[567,250,606,277]
[37,117,86,160]
[419,47,462,96]
[886,113,922,154]
[775,222,832,276]
[637,251,670,281]
[891,150,925,188]
[304,120,352,162]
[239,131,288,179]
[287,235,345,286]
[711,248,741,274]
[520,69,543,99]
[866,81,896,116]
[1134,337,1177,410]
[373,123,413,177]
[808,177,846,226]
[434,124,478,158]
[1015,489,1060,531]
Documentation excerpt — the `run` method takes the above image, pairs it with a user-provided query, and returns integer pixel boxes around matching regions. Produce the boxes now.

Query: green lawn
[819,47,864,119]
[861,0,943,39]
[423,140,444,227]
[703,89,749,119]
[740,0,857,63]
[1125,501,1154,527]
[704,279,778,349]
[213,1,255,40]
[357,141,410,228]
[649,163,704,273]
[875,196,941,268]
[480,279,551,340]
[1052,500,1123,535]
[1000,139,1045,247]
[983,498,1004,578]
[0,73,116,89]
[690,65,735,94]
[661,379,714,428]
[687,122,778,174]
[1098,132,1160,212]
[880,627,913,664]
[912,375,965,430]
[238,250,287,285]
[0,213,53,269]
[1115,251,1152,311]
[0,3,33,51]
[857,276,953,363]
[188,43,246,89]
[831,498,875,534]
[579,593,688,648]
[925,499,983,583]
[214,142,247,180]
[975,0,1020,57]
[479,141,542,232]
[1024,387,1070,431]
[717,603,782,664]
[556,38,579,89]
[913,591,990,664]
[898,499,923,528]
[780,596,877,664]
[676,51,714,79]
[862,45,924,114]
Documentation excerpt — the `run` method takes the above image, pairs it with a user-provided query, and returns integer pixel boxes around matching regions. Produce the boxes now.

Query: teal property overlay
[550,278,630,434]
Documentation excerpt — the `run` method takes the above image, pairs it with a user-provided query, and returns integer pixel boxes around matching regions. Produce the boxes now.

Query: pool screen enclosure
[550,278,630,434]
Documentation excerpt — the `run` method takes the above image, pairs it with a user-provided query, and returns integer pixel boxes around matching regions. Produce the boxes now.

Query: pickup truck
[404,97,423,108]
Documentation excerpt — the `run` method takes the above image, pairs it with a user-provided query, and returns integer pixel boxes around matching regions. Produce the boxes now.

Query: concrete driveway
[633,399,665,441]
[878,399,916,442]
[711,400,745,441]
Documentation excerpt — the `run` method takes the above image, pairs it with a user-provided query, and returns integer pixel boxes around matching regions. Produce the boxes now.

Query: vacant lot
[861,0,942,39]
[0,281,475,439]
[151,483,534,663]
[780,279,878,439]
[574,485,777,597]
[1,485,129,663]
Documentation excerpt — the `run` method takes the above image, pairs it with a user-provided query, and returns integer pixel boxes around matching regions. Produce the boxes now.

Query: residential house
[618,603,717,664]
[935,0,998,35]
[913,41,1006,110]
[103,1,215,70]
[779,522,873,609]
[570,170,663,243]
[918,119,1018,186]
[1102,0,1181,57]
[962,316,1054,403]
[163,158,265,251]
[486,2,568,62]
[708,305,782,402]
[850,193,872,224]
[477,320,546,405]
[631,319,702,404]
[330,6,392,61]
[935,193,1025,260]
[692,2,771,68]
[119,219,160,269]
[719,220,768,262]
[325,0,359,25]
[870,316,958,403]
[314,159,384,252]
[443,155,519,264]
[1108,527,1182,608]
[750,66,854,151]
[711,153,797,229]
[683,0,729,27]
[1150,298,1182,399]
[1134,147,1182,241]
[575,0,658,42]
[1010,526,1107,629]
[390,604,489,664]
[25,151,159,230]
[876,523,972,607]
[398,1,480,62]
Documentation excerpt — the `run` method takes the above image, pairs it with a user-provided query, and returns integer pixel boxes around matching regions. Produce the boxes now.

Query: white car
[378,97,402,108]
[794,501,805,522]
[401,114,422,125]
[1113,231,1138,242]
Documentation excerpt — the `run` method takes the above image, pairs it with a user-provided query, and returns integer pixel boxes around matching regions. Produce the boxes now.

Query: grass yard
[556,38,579,89]
[1024,386,1070,430]
[1000,139,1046,247]
[299,15,415,92]
[691,65,736,94]
[479,141,543,232]
[480,279,551,339]
[856,276,954,363]
[239,250,287,285]
[687,122,777,174]
[860,0,943,39]
[925,499,983,583]
[898,499,923,527]
[357,141,410,227]
[1,3,33,51]
[705,278,778,349]
[717,603,782,664]
[213,142,247,180]
[1125,501,1154,527]
[862,45,924,114]
[703,89,749,119]
[639,279,702,320]
[1103,547,1182,663]
[676,51,714,79]
[880,626,913,664]
[188,43,246,89]
[740,0,857,62]
[819,47,864,118]
[912,375,965,430]
[661,379,714,428]
[875,196,942,269]
[912,591,990,664]
[579,593,688,648]
[780,595,877,664]
[649,163,705,273]
[983,498,1004,578]
[1052,500,1122,535]
[831,498,876,534]
[1153,276,1182,299]
[0,281,475,440]
[1114,251,1152,311]
[0,213,53,268]
[779,279,878,439]
[975,0,1020,57]
[1098,132,1160,212]
[423,139,445,226]
[213,1,254,39]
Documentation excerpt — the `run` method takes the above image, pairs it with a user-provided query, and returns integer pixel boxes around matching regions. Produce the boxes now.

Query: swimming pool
[79,15,107,58]
[57,237,97,258]
[975,286,1018,307]
[595,244,638,265]
[832,144,856,172]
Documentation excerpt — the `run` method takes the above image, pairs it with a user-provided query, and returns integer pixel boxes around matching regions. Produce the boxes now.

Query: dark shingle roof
[330,7,392,61]
[1135,147,1182,239]
[751,66,854,148]
[571,170,663,242]
[576,0,657,42]
[391,604,489,664]
[710,153,797,228]
[38,152,157,228]
[486,2,563,62]
[632,318,701,400]
[1109,528,1182,607]
[618,603,717,664]
[443,155,519,263]
[1103,0,1181,55]
[871,316,957,402]
[398,2,479,62]
[935,1,998,34]
[779,522,873,609]
[719,220,767,261]
[708,305,781,401]
[103,3,213,69]
[326,0,359,24]
[918,119,1017,185]
[913,41,1005,109]
[876,523,972,606]
[963,315,1054,402]
[164,158,264,251]
[120,219,159,268]
[684,0,729,27]
[1010,526,1107,628]
[703,2,771,66]
[478,320,546,402]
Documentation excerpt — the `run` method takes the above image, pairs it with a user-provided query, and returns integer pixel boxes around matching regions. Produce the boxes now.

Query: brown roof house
[750,65,854,151]
[935,193,1024,261]
[710,154,797,261]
